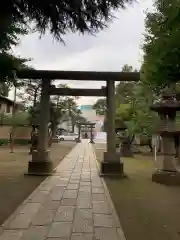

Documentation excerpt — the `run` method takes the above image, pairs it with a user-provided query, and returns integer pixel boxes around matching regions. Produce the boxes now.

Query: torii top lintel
[16,70,140,81]
[79,122,96,126]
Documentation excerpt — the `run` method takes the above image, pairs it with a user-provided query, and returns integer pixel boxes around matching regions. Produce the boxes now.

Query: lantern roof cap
[151,87,180,113]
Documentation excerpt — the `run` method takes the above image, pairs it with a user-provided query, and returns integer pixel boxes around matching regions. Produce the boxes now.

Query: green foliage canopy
[142,0,180,91]
[3,0,133,41]
[93,64,158,138]
[0,16,29,84]
[92,98,106,116]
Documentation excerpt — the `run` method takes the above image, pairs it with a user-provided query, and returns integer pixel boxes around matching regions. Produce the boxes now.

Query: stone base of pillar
[152,170,180,186]
[25,150,54,176]
[100,152,125,177]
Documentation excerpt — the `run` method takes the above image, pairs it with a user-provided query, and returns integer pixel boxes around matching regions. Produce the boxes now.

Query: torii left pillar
[27,79,53,175]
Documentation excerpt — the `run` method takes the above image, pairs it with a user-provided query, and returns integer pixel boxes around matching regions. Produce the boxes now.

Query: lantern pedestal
[120,137,133,157]
[152,170,180,186]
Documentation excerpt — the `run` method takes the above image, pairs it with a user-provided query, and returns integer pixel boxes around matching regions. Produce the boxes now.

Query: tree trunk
[10,84,17,153]
[71,123,75,133]
[50,119,57,137]
[157,136,162,152]
[30,88,38,151]
[148,141,153,152]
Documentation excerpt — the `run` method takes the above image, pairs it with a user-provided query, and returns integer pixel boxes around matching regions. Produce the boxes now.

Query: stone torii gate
[16,70,139,176]
[77,122,95,143]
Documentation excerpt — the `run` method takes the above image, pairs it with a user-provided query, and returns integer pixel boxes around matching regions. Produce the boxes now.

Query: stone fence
[0,126,31,145]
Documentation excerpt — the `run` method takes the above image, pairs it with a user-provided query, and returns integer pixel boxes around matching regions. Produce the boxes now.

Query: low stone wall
[0,126,31,145]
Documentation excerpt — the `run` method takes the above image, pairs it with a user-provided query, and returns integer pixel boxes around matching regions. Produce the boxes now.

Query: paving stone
[71,176,81,180]
[92,194,106,202]
[32,209,56,226]
[71,173,81,176]
[67,184,79,190]
[76,163,83,166]
[61,198,77,206]
[71,174,81,178]
[93,214,114,227]
[59,177,70,182]
[60,171,72,176]
[42,199,60,210]
[92,202,111,214]
[48,222,72,238]
[54,206,75,222]
[71,233,95,240]
[55,181,68,187]
[91,179,102,186]
[95,227,120,240]
[56,179,69,185]
[80,178,90,182]
[81,176,91,179]
[39,183,54,191]
[92,188,104,194]
[69,180,80,184]
[78,192,91,199]
[73,209,93,233]
[50,187,65,200]
[20,203,41,214]
[6,214,33,229]
[30,191,49,203]
[91,182,103,188]
[77,198,92,209]
[21,226,49,240]
[46,238,68,240]
[73,168,81,172]
[0,230,24,240]
[63,190,78,199]
[79,186,91,192]
[80,182,91,186]
[91,173,97,177]
[91,177,101,182]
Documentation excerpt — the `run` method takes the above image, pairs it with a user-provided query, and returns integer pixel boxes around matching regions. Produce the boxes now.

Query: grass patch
[0,142,76,225]
[94,145,180,240]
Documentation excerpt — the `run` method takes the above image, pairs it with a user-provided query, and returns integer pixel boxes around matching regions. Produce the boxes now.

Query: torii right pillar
[101,80,124,176]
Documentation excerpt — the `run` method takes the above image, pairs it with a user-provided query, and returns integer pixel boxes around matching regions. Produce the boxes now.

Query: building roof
[0,95,22,107]
[0,95,14,104]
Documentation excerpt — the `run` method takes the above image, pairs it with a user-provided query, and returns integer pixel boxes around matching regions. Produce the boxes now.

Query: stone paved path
[0,141,126,240]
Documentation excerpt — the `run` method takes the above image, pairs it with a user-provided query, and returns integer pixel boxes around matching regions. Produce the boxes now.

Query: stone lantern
[115,119,133,157]
[151,87,180,185]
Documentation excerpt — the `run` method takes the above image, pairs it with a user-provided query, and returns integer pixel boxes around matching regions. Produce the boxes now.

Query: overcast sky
[12,0,153,105]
